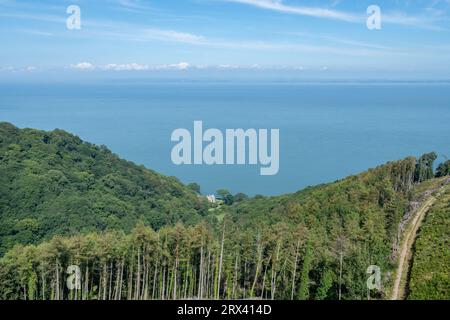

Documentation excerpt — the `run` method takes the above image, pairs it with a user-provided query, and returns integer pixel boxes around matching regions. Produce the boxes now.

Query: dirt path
[391,182,448,300]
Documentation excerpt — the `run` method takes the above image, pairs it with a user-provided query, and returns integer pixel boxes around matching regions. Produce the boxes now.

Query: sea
[1,80,449,196]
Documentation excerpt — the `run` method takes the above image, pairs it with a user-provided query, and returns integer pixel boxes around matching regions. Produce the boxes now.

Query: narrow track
[391,181,449,300]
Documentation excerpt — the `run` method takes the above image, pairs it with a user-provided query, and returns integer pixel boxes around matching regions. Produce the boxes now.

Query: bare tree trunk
[261,263,268,299]
[127,264,133,300]
[233,254,238,299]
[161,266,166,300]
[183,260,189,299]
[271,241,281,300]
[102,263,107,300]
[144,261,150,300]
[173,247,178,300]
[339,251,343,301]
[108,261,113,300]
[55,261,59,301]
[243,260,247,299]
[206,250,211,299]
[118,259,124,300]
[83,265,89,300]
[251,235,263,296]
[112,262,118,300]
[217,224,226,299]
[198,243,204,299]
[41,272,45,300]
[291,239,300,300]
[135,248,141,300]
[152,260,158,299]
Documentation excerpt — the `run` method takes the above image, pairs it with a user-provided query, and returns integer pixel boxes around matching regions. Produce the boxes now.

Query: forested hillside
[0,122,207,255]
[0,123,448,300]
[407,187,450,299]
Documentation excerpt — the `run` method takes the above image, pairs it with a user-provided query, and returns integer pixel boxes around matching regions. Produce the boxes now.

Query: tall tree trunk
[206,250,211,299]
[135,248,141,300]
[127,264,133,300]
[173,246,178,300]
[261,263,268,299]
[103,263,107,300]
[251,235,263,297]
[152,260,158,299]
[83,265,89,300]
[233,254,238,299]
[291,239,300,300]
[271,241,281,300]
[55,261,59,301]
[338,251,343,301]
[217,223,226,299]
[108,261,113,300]
[198,243,204,299]
[118,259,124,300]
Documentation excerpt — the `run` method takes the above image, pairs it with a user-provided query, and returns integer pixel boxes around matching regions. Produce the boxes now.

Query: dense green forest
[0,122,208,255]
[0,123,448,300]
[407,188,450,299]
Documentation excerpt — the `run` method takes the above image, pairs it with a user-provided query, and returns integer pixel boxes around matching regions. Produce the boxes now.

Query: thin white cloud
[141,29,205,44]
[284,32,390,50]
[167,62,190,70]
[383,12,447,30]
[0,66,40,72]
[217,64,240,69]
[117,0,147,9]
[46,18,383,57]
[69,62,192,71]
[206,39,385,57]
[129,62,191,70]
[94,27,386,57]
[115,0,155,12]
[0,12,64,24]
[226,0,446,29]
[102,63,149,71]
[226,0,361,22]
[22,29,54,37]
[70,62,95,70]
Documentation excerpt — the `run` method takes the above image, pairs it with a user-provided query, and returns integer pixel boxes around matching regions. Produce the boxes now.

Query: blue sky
[1,0,450,80]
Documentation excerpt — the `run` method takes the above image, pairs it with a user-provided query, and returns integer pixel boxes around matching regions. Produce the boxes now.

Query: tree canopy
[0,122,447,300]
[0,122,208,255]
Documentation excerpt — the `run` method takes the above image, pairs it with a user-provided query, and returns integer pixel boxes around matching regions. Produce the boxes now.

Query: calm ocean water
[1,81,449,195]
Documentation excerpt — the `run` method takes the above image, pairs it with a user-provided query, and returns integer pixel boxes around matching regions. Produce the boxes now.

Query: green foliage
[298,241,313,300]
[228,157,423,299]
[216,189,234,205]
[316,269,334,300]
[187,183,201,194]
[0,123,446,300]
[233,193,248,203]
[414,152,437,183]
[436,160,450,178]
[0,151,423,300]
[0,123,208,255]
[407,189,450,300]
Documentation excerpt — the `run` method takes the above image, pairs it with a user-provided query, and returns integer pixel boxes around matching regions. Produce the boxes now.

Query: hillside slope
[407,185,450,299]
[390,177,449,300]
[0,123,447,300]
[0,122,207,255]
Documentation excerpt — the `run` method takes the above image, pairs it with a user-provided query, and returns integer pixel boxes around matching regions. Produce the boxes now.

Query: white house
[206,194,216,203]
